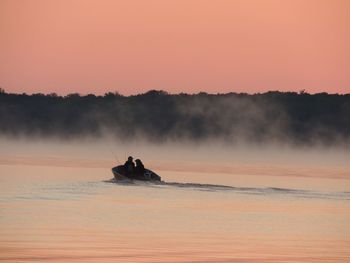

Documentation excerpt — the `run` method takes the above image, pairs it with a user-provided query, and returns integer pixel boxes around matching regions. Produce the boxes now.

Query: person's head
[135,159,142,164]
[128,156,133,162]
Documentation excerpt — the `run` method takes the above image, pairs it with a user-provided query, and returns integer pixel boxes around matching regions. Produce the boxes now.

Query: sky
[1,0,349,95]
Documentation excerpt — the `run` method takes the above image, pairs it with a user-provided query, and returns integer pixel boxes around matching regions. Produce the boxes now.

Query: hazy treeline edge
[0,90,349,146]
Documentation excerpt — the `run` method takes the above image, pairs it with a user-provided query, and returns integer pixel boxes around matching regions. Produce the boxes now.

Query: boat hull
[112,165,161,181]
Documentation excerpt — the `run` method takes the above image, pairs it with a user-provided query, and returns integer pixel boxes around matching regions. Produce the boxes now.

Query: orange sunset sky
[1,0,349,95]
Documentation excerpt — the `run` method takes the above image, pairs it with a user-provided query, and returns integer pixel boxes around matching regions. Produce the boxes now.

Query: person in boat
[124,156,135,177]
[135,159,145,177]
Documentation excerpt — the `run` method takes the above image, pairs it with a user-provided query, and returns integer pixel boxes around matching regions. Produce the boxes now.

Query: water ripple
[106,178,350,201]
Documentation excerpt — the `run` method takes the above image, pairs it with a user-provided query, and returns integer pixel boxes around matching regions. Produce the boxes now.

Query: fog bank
[1,91,349,147]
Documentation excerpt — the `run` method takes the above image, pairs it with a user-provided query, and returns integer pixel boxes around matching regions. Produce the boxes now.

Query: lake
[1,139,349,262]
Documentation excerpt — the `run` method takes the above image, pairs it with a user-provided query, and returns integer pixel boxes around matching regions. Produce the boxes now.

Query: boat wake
[105,178,350,201]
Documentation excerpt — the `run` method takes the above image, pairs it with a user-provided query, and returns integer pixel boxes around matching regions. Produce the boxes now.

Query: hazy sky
[1,0,349,95]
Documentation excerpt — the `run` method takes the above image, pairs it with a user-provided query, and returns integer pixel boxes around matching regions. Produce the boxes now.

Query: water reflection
[1,160,350,262]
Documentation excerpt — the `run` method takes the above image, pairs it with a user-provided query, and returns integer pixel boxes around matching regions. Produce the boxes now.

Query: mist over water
[1,92,350,147]
[1,0,350,260]
[1,137,350,262]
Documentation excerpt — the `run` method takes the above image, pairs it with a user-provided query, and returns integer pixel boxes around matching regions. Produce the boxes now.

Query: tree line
[0,89,349,145]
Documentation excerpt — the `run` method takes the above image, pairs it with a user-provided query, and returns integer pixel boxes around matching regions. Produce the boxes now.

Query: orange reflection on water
[1,152,350,262]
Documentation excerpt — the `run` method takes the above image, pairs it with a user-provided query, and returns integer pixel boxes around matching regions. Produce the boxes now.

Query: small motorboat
[111,165,161,181]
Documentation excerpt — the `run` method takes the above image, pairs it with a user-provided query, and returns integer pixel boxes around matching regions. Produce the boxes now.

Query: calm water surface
[1,150,350,262]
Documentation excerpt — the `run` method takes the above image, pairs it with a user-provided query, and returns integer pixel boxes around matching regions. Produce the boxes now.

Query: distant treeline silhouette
[0,89,349,145]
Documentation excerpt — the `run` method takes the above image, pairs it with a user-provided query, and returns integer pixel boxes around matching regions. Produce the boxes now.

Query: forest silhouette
[0,89,349,145]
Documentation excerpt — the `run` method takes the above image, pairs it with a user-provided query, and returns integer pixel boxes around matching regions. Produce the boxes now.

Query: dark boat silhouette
[112,165,161,181]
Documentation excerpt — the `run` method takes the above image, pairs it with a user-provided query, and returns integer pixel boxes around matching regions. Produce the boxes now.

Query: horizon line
[1,88,349,97]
